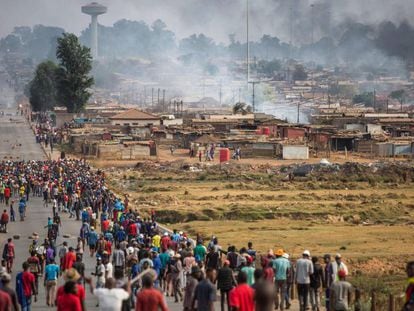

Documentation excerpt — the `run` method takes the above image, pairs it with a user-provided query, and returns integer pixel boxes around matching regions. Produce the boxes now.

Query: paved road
[0,112,195,310]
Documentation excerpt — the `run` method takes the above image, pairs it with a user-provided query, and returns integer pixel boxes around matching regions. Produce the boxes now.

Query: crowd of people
[0,158,413,311]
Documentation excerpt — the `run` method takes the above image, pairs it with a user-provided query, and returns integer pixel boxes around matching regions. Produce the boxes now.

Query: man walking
[329,270,353,311]
[310,256,324,311]
[403,261,414,311]
[16,262,37,311]
[136,274,169,311]
[44,258,60,307]
[296,250,314,311]
[273,248,291,311]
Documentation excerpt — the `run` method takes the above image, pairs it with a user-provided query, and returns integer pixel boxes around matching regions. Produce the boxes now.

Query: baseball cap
[338,269,347,278]
[303,250,311,257]
[335,253,342,259]
[275,249,284,256]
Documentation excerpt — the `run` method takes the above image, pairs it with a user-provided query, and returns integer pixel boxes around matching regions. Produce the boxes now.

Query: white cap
[164,232,168,236]
[282,253,290,259]
[303,250,311,257]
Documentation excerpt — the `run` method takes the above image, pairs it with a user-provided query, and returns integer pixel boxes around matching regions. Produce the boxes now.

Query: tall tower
[81,2,107,59]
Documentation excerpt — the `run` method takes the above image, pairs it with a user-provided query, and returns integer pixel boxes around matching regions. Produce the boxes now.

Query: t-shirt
[105,262,113,279]
[159,252,170,269]
[0,290,12,311]
[135,288,168,311]
[272,257,291,281]
[194,279,217,311]
[94,288,130,311]
[194,244,207,262]
[296,258,314,284]
[45,264,60,281]
[22,271,35,297]
[241,266,256,286]
[57,284,86,303]
[229,284,255,311]
[152,235,161,248]
[63,252,76,270]
[330,281,353,311]
[57,293,82,311]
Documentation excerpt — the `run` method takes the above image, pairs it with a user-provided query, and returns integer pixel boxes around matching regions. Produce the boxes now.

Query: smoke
[1,0,414,44]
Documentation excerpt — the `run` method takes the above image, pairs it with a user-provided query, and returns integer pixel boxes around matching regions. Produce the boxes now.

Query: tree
[56,33,94,113]
[389,89,406,111]
[353,92,374,107]
[232,102,252,115]
[28,61,58,111]
[292,65,308,81]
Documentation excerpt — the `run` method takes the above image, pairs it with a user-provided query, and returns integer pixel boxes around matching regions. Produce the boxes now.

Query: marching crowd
[0,158,413,311]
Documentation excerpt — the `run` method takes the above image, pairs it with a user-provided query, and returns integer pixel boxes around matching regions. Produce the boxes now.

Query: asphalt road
[0,112,193,310]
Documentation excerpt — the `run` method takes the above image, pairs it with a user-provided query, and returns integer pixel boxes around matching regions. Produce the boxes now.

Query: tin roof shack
[282,145,309,160]
[110,109,160,126]
[94,141,156,160]
[378,118,414,137]
[280,126,307,141]
[330,131,363,151]
[221,138,279,158]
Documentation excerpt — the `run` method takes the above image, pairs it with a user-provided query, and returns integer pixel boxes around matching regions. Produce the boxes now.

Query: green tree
[292,65,308,81]
[353,92,374,107]
[56,33,94,113]
[28,60,58,112]
[389,89,405,111]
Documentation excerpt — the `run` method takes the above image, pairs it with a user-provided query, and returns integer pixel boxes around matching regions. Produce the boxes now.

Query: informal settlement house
[109,109,160,126]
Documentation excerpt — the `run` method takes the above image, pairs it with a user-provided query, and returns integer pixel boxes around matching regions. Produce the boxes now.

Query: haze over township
[1,0,414,43]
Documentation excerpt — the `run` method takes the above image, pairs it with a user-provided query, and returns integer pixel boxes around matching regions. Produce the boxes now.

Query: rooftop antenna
[81,2,107,59]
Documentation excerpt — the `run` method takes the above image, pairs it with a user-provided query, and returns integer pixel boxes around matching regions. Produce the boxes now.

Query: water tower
[81,2,107,59]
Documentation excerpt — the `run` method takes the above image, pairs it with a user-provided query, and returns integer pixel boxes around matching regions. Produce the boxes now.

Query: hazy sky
[1,0,414,44]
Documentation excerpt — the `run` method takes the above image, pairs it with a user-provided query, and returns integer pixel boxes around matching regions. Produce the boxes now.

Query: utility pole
[373,89,376,111]
[162,89,166,112]
[297,101,300,123]
[143,86,147,107]
[157,88,160,107]
[151,88,154,107]
[219,82,222,106]
[238,88,241,103]
[246,0,250,85]
[249,81,259,112]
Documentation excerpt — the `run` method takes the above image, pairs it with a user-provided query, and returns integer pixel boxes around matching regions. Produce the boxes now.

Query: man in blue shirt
[272,249,291,311]
[44,259,60,307]
[88,227,99,257]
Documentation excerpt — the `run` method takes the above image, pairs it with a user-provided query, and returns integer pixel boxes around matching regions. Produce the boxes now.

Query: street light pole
[246,0,250,85]
[249,81,259,112]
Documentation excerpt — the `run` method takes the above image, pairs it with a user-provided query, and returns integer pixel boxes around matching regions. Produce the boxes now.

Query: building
[109,109,160,126]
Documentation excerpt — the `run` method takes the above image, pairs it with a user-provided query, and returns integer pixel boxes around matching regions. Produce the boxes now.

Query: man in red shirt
[0,209,9,232]
[0,290,12,311]
[3,238,15,273]
[128,222,137,241]
[229,271,255,311]
[27,251,41,292]
[63,247,76,271]
[136,274,168,311]
[160,233,170,252]
[16,261,37,310]
[4,186,11,205]
[101,218,110,233]
[56,268,86,311]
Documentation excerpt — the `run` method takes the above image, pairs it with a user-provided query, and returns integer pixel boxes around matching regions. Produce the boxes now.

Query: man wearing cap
[272,249,291,311]
[241,256,255,286]
[332,254,348,282]
[296,250,314,311]
[329,270,353,311]
[92,257,105,290]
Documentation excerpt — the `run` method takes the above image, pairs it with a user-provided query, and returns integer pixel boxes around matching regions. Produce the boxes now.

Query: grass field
[107,161,414,277]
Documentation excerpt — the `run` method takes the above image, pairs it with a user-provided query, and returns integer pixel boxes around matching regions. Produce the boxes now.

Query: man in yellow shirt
[152,233,161,251]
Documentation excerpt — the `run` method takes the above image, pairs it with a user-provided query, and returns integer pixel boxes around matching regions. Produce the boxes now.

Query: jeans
[220,289,231,311]
[297,283,310,311]
[325,288,330,311]
[310,287,320,310]
[275,280,287,310]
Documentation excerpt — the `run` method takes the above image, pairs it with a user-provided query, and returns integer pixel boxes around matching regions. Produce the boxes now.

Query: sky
[1,0,414,44]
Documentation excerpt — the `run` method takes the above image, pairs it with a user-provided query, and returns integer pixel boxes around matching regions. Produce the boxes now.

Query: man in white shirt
[296,250,314,311]
[86,277,131,311]
[332,254,348,281]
